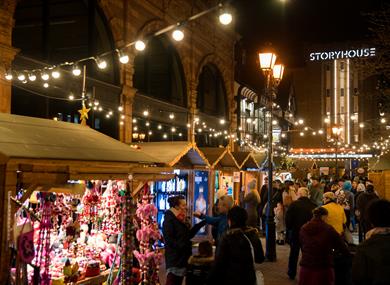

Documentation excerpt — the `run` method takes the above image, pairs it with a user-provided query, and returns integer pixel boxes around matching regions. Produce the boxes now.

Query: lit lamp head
[272,63,285,84]
[258,51,277,71]
[332,126,342,136]
[132,132,139,140]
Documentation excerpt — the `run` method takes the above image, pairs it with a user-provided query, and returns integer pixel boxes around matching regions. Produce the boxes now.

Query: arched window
[11,0,120,138]
[197,64,227,117]
[134,36,186,107]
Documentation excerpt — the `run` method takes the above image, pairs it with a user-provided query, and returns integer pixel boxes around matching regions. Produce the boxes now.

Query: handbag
[243,233,264,285]
[17,213,35,264]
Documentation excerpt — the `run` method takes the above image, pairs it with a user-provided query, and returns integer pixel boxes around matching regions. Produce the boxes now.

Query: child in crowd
[186,240,214,285]
[274,202,285,245]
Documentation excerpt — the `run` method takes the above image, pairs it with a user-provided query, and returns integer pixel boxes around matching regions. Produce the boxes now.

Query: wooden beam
[132,181,145,198]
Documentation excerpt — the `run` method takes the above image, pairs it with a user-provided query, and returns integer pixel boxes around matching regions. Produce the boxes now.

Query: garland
[134,184,162,284]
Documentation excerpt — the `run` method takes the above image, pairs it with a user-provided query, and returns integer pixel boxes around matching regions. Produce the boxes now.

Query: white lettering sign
[309,48,376,61]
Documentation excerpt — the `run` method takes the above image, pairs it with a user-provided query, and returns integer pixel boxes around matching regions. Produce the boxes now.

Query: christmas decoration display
[133,185,162,284]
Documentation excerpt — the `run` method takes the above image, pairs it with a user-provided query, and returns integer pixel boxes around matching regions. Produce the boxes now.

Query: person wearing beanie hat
[322,192,347,235]
[341,181,355,231]
[243,180,260,228]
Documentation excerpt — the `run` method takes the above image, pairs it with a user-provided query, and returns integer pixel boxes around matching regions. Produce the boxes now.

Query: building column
[119,59,137,144]
[0,5,18,113]
[188,81,197,143]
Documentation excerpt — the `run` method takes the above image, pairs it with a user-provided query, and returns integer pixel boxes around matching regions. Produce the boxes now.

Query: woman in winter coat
[243,180,261,228]
[162,195,206,285]
[299,207,350,285]
[208,206,265,285]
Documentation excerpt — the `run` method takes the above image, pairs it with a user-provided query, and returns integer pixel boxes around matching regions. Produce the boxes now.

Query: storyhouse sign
[309,47,376,61]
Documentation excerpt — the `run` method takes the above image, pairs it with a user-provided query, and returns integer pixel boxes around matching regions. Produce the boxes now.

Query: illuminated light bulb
[219,11,233,25]
[304,127,309,131]
[300,132,304,136]
[281,133,286,138]
[324,118,330,123]
[93,106,97,111]
[294,122,299,126]
[53,117,58,121]
[163,133,168,139]
[157,124,162,130]
[172,29,184,41]
[178,133,183,137]
[132,118,137,123]
[220,119,225,125]
[238,126,243,131]
[119,53,129,64]
[312,132,317,135]
[381,118,386,124]
[94,101,99,106]
[198,128,202,133]
[359,123,364,128]
[28,74,36,81]
[17,73,26,81]
[106,114,110,118]
[118,106,123,112]
[171,127,176,133]
[135,40,146,51]
[298,119,304,125]
[169,113,175,119]
[43,82,49,88]
[72,65,81,76]
[121,115,125,119]
[51,70,60,79]
[148,131,153,135]
[133,126,138,131]
[186,123,191,128]
[120,121,124,125]
[97,58,107,69]
[98,107,103,111]
[69,94,74,100]
[108,111,113,115]
[246,118,252,123]
[143,110,149,117]
[145,121,150,126]
[5,73,13,80]
[318,129,324,134]
[263,134,268,139]
[272,120,277,125]
[41,73,50,81]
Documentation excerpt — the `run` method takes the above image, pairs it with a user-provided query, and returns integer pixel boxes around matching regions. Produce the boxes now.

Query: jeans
[288,237,300,278]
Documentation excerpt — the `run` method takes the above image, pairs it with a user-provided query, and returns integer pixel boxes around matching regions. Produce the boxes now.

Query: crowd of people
[161,175,390,285]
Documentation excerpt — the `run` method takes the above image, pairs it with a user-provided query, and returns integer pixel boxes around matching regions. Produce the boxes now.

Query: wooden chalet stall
[199,147,240,203]
[136,142,211,237]
[369,155,390,199]
[232,152,261,197]
[0,113,173,284]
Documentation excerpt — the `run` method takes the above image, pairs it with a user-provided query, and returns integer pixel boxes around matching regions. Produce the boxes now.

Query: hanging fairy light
[118,106,124,112]
[68,94,74,100]
[51,69,61,79]
[148,131,153,135]
[132,118,137,123]
[220,119,225,125]
[121,114,125,119]
[28,73,36,81]
[41,72,50,81]
[5,72,13,80]
[172,28,184,42]
[157,124,162,130]
[169,113,175,119]
[219,8,233,25]
[186,123,191,128]
[43,83,49,88]
[118,51,129,64]
[135,40,146,51]
[17,73,26,81]
[143,110,149,117]
[163,133,168,139]
[96,58,107,69]
[72,65,81,76]
[171,127,176,133]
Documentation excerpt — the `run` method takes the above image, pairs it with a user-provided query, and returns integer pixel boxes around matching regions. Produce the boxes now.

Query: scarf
[366,227,390,240]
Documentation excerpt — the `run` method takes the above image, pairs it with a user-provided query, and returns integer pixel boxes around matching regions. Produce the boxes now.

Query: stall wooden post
[122,177,135,284]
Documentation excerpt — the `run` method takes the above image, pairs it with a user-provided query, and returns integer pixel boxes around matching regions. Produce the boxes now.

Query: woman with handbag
[208,206,265,285]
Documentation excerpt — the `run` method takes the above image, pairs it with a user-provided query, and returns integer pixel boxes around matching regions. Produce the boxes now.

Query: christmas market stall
[0,113,173,285]
[232,151,261,198]
[199,147,240,203]
[368,154,390,199]
[135,142,211,236]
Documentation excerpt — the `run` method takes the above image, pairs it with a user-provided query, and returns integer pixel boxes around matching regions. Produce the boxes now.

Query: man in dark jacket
[299,207,350,285]
[352,199,390,285]
[208,206,265,285]
[163,196,206,285]
[356,185,379,240]
[285,187,316,280]
[309,176,324,206]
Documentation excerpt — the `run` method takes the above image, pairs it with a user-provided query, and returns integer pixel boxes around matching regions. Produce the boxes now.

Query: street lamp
[332,126,342,178]
[259,50,284,262]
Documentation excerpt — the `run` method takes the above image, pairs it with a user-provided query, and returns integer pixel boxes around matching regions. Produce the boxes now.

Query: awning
[136,141,210,168]
[0,113,158,164]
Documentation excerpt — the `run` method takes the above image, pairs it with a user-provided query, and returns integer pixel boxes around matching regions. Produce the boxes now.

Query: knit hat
[343,181,352,191]
[247,180,256,191]
[323,192,336,201]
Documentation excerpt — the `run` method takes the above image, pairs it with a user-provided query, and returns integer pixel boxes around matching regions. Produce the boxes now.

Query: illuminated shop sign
[309,48,376,61]
[288,153,373,159]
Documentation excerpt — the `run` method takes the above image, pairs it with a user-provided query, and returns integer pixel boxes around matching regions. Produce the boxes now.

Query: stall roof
[199,147,239,169]
[0,113,158,164]
[136,141,210,167]
[232,152,260,170]
[369,155,390,171]
[253,152,267,167]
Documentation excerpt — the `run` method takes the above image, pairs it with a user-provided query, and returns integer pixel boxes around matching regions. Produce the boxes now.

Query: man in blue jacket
[194,195,234,245]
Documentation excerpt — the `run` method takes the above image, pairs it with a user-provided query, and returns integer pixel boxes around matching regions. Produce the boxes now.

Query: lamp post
[332,126,342,178]
[259,50,284,262]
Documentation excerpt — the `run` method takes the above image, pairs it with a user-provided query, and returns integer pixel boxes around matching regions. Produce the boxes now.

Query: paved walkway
[159,238,298,285]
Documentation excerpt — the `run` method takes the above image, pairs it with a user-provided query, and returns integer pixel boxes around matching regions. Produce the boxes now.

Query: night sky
[232,0,384,107]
